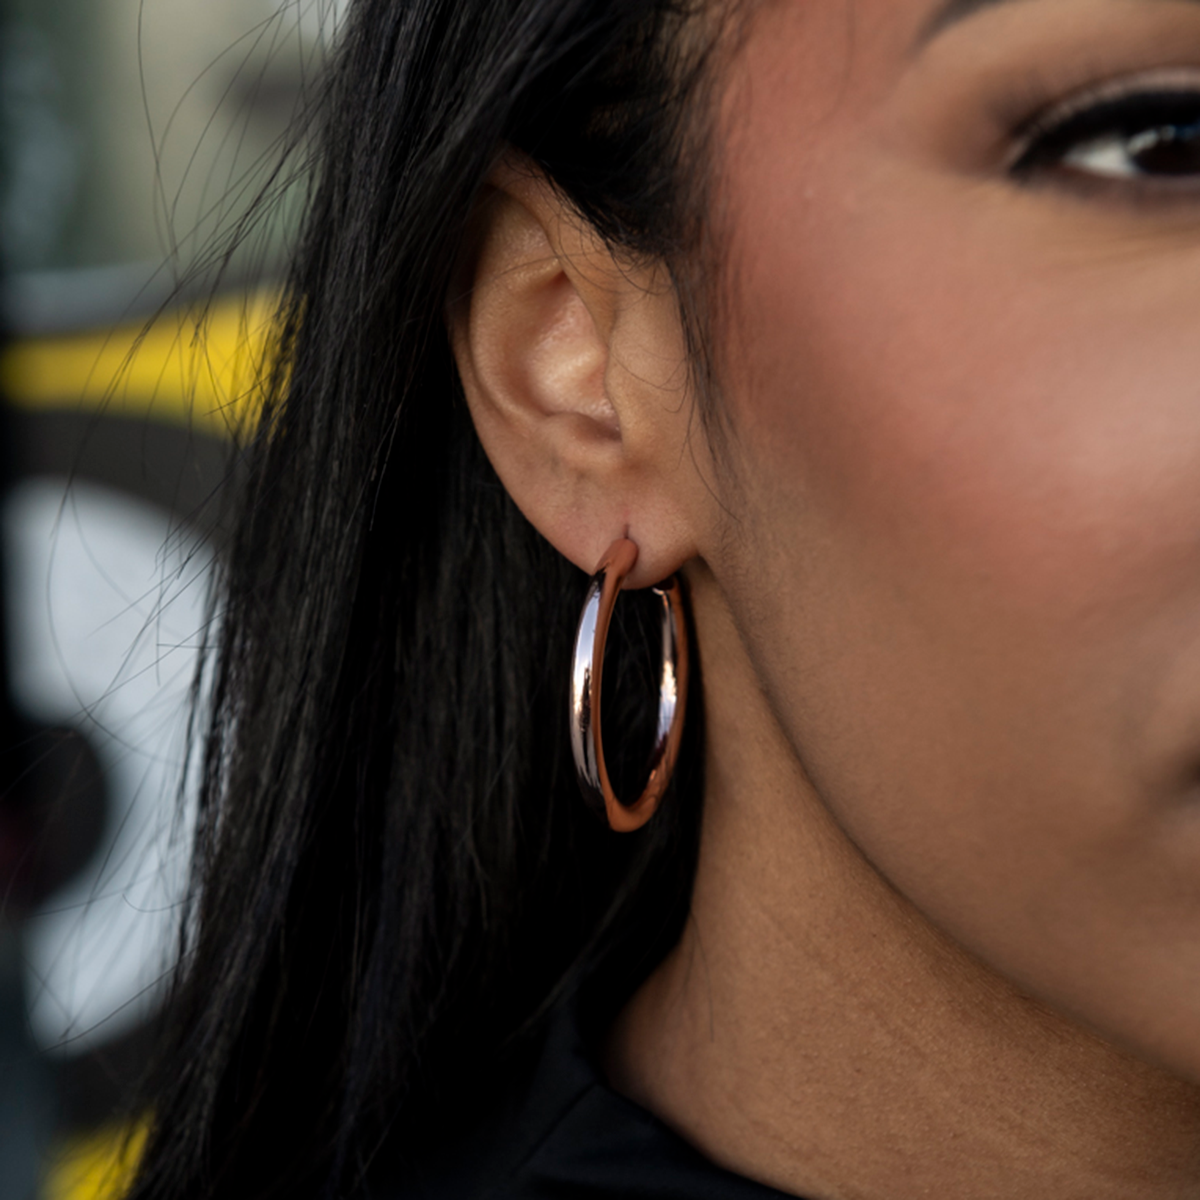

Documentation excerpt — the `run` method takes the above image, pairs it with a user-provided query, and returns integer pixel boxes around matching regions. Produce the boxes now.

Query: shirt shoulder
[380,1005,798,1200]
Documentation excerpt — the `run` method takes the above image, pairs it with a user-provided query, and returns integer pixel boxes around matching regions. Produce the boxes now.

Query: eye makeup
[1009,69,1200,184]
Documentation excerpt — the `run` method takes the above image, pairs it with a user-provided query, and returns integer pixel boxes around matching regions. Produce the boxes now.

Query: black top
[391,1005,799,1200]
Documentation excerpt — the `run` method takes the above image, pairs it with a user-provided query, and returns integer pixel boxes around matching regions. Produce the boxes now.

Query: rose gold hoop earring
[569,537,689,833]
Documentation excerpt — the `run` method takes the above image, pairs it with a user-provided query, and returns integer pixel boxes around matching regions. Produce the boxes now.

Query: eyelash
[1010,82,1200,191]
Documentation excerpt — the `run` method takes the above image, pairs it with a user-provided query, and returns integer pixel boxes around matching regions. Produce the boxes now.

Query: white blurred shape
[4,477,208,1053]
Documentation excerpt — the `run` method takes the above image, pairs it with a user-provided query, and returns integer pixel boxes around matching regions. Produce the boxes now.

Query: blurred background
[0,2,336,1194]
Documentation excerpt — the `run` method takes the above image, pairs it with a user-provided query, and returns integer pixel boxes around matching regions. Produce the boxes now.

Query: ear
[447,155,704,587]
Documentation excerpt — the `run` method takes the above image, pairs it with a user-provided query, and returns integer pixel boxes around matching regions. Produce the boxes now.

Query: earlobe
[447,155,704,587]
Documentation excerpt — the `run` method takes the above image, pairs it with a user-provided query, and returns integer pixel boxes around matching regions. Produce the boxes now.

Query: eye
[1013,88,1200,182]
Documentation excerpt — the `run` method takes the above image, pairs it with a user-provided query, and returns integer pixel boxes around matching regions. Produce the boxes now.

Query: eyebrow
[918,0,1200,49]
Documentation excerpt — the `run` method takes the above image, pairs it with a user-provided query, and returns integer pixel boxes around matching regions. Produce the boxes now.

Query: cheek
[737,187,1200,613]
[716,138,1200,1068]
[728,162,1200,725]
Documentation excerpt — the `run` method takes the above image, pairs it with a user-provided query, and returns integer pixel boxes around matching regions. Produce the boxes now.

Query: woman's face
[707,0,1200,1080]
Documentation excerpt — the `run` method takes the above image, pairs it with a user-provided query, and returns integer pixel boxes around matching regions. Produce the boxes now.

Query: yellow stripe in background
[1,290,277,439]
[42,1122,147,1200]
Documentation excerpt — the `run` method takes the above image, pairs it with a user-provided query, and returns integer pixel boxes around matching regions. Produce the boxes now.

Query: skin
[451,0,1200,1195]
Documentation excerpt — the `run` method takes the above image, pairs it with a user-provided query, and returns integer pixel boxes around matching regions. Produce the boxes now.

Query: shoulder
[370,1005,797,1200]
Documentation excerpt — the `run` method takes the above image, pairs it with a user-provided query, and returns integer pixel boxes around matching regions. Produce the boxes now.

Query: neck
[605,572,1200,1200]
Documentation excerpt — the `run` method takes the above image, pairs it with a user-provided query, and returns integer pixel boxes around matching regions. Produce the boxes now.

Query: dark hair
[130,2,729,1196]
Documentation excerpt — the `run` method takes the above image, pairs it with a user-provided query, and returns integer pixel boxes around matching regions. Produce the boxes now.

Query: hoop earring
[569,538,689,833]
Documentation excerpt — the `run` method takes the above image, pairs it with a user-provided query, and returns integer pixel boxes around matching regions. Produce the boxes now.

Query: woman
[129,0,1200,1196]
